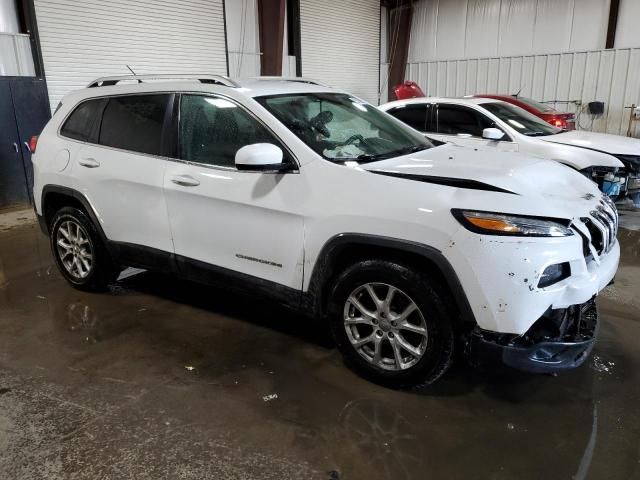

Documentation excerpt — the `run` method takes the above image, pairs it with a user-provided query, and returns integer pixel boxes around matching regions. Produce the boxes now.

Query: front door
[163,94,305,290]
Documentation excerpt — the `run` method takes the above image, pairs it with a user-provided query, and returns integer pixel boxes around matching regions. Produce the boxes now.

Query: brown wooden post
[257,0,286,76]
[387,2,413,101]
[605,0,620,49]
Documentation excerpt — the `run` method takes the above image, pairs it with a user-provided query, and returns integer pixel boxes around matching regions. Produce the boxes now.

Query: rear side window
[98,95,169,156]
[387,104,431,132]
[60,100,103,141]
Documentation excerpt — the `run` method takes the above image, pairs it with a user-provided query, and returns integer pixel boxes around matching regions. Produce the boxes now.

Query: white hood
[542,130,640,156]
[361,144,602,215]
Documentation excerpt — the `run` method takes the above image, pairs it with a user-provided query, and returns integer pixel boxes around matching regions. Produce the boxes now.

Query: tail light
[550,117,567,129]
[28,135,38,153]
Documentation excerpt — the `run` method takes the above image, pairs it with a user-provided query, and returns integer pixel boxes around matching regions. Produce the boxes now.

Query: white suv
[32,75,619,387]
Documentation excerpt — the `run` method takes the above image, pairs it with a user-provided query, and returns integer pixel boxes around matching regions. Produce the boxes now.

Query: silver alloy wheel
[55,220,94,279]
[343,283,428,371]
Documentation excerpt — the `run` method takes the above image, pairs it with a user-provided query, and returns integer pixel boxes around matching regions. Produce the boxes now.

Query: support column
[387,2,413,101]
[257,0,286,76]
[605,0,620,49]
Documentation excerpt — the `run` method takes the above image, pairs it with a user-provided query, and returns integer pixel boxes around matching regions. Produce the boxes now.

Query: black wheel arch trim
[305,233,477,328]
[40,184,117,259]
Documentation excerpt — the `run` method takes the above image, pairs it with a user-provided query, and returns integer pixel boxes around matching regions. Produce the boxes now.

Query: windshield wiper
[355,144,429,164]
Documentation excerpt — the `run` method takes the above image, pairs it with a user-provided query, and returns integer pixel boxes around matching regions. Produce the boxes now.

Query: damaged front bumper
[469,299,599,374]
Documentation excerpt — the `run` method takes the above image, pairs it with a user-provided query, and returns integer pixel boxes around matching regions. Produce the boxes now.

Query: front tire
[328,259,454,388]
[50,207,118,291]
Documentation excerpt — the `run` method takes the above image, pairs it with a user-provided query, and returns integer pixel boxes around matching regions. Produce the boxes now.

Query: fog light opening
[538,262,571,289]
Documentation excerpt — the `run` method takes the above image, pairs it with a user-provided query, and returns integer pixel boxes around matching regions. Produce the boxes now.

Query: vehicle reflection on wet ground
[0,211,638,479]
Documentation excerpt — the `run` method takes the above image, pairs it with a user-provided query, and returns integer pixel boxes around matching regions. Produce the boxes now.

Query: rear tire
[328,259,455,388]
[49,206,119,291]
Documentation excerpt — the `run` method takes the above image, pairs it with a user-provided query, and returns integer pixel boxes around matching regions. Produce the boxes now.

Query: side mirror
[235,143,285,172]
[482,128,505,140]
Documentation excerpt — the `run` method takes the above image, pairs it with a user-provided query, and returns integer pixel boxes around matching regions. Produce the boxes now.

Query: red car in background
[474,94,576,130]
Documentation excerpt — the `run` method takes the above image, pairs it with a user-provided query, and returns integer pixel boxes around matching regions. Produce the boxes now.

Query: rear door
[71,94,173,255]
[427,103,518,152]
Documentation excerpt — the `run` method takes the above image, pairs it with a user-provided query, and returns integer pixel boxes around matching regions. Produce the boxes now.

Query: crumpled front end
[448,195,619,335]
[580,166,625,199]
[469,298,599,373]
[613,154,640,206]
[450,195,618,373]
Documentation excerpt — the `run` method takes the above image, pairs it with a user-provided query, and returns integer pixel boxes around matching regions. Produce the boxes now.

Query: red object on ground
[474,94,576,130]
[393,81,426,100]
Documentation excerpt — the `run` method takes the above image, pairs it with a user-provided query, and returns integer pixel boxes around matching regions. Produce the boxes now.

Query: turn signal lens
[452,210,574,237]
[465,217,520,233]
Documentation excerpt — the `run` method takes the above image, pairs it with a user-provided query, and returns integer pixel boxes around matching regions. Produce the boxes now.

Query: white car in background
[380,97,640,204]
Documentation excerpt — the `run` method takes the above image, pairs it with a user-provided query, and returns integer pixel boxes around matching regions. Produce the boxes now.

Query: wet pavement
[0,210,639,479]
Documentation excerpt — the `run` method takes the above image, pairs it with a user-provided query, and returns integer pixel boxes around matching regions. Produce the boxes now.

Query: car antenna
[512,86,523,98]
[126,65,142,83]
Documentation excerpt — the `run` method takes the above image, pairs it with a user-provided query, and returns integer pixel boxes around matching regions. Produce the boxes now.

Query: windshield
[482,102,562,137]
[256,93,432,163]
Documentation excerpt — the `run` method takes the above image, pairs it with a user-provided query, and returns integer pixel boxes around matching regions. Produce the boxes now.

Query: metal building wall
[34,0,228,112]
[405,47,640,136]
[225,0,261,78]
[299,0,380,104]
[407,0,615,62]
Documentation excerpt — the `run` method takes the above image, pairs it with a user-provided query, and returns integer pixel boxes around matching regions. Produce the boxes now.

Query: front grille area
[577,196,618,257]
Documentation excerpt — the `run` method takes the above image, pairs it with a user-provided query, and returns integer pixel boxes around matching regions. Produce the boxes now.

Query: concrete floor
[0,209,639,480]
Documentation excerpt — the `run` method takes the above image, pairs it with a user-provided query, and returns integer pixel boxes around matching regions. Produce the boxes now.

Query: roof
[379,96,503,109]
[62,75,342,106]
[235,78,343,97]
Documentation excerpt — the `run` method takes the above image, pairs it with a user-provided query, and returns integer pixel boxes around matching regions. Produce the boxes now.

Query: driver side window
[436,104,493,137]
[178,94,290,168]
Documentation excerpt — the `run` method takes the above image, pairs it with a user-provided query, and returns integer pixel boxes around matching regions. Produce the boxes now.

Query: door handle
[12,142,18,153]
[79,157,100,168]
[24,141,32,154]
[171,175,200,187]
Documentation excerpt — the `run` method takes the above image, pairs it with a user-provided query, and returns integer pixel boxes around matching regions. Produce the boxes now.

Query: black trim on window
[161,93,177,158]
[87,99,108,144]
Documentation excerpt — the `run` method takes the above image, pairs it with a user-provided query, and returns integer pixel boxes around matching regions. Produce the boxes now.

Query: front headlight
[452,209,574,237]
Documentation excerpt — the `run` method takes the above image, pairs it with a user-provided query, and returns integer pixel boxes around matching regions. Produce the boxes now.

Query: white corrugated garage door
[299,0,380,104]
[34,0,228,111]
